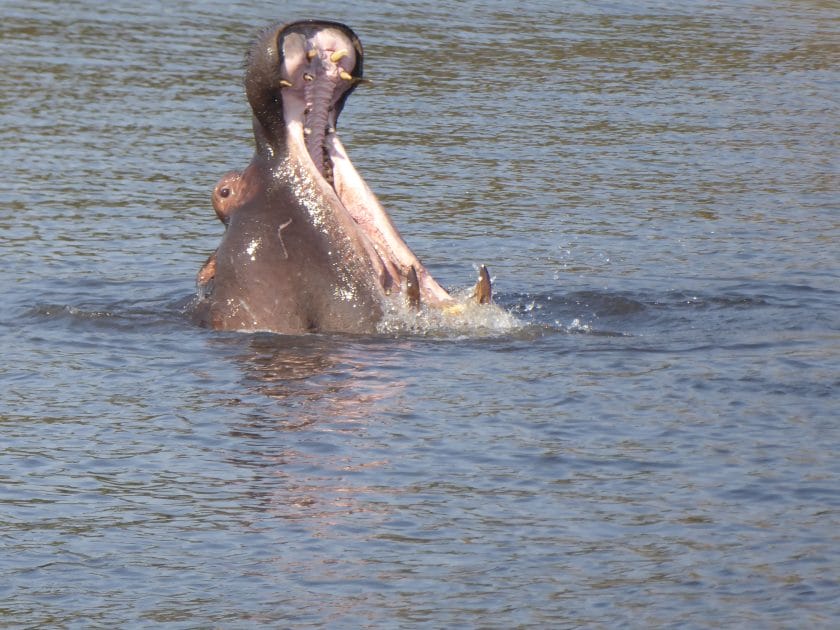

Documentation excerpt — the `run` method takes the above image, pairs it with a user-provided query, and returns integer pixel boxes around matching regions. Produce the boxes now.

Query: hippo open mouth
[193,20,489,333]
[257,20,450,304]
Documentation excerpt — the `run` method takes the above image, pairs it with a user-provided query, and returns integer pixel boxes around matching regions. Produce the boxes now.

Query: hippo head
[193,20,453,333]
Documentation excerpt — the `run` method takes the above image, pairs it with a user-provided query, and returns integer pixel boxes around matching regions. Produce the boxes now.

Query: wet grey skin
[192,20,487,334]
[193,21,390,333]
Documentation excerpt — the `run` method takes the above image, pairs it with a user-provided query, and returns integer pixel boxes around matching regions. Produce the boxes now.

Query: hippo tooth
[405,266,421,309]
[472,264,492,304]
[306,49,317,60]
[339,70,353,81]
[303,72,314,82]
[279,79,292,88]
[330,49,349,63]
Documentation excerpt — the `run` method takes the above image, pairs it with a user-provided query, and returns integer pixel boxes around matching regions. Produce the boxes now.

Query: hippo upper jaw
[246,21,452,307]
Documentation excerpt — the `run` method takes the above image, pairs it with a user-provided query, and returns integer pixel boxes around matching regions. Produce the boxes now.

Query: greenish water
[1,1,838,626]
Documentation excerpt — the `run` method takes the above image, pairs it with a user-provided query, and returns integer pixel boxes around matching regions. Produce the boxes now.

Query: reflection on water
[1,0,839,627]
[226,334,405,425]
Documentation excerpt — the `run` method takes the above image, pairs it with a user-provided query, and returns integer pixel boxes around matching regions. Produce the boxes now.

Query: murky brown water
[2,0,838,626]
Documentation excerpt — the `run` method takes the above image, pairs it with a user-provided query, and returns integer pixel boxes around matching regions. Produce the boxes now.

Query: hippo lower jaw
[276,25,452,306]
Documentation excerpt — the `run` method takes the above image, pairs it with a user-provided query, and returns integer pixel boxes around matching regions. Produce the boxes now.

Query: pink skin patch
[277,26,453,307]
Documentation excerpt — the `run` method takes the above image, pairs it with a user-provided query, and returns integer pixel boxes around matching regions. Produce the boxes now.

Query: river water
[2,0,838,627]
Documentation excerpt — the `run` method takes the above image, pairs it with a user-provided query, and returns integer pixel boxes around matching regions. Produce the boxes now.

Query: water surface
[1,0,838,627]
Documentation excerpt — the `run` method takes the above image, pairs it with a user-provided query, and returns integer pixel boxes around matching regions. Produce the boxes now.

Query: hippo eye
[219,187,231,198]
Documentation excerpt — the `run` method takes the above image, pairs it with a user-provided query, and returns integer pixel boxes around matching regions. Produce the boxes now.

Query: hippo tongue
[278,27,452,307]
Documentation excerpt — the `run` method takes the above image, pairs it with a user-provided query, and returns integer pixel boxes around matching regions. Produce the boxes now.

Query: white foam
[376,286,522,338]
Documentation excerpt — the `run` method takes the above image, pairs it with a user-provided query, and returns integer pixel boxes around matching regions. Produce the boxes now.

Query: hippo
[192,20,489,333]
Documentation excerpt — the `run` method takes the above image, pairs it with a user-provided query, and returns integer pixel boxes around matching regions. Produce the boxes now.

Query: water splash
[376,286,523,338]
